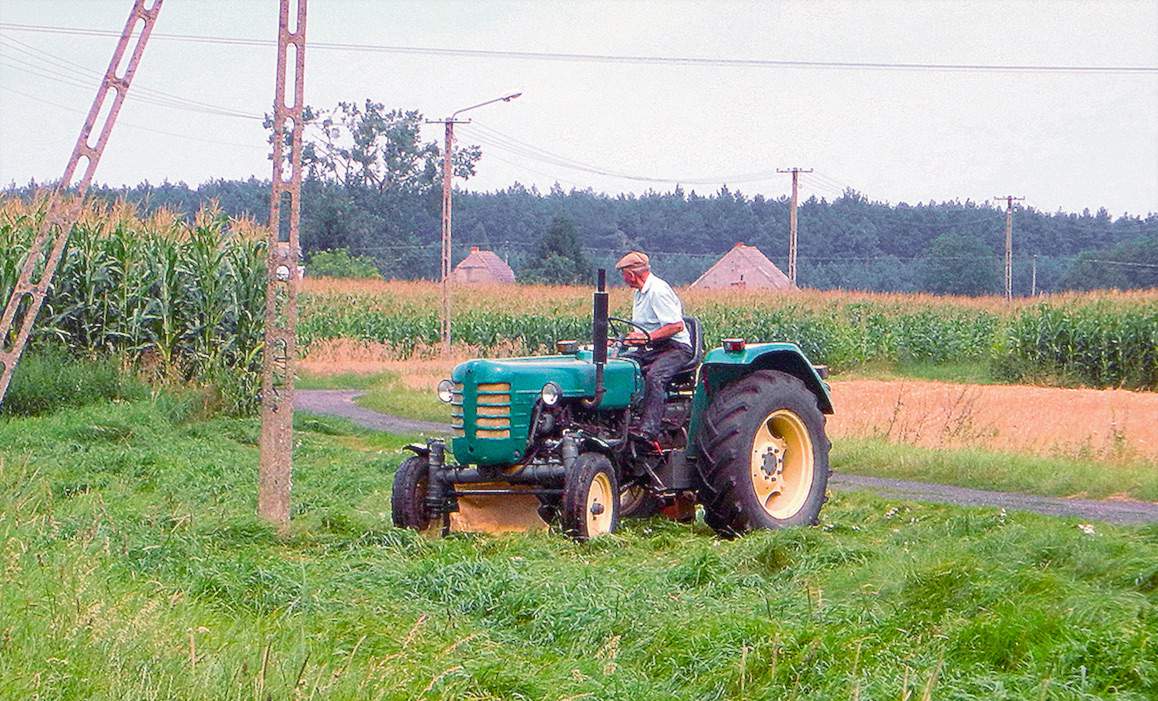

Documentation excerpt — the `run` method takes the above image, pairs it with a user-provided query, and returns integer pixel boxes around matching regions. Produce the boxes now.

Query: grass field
[1,397,1155,699]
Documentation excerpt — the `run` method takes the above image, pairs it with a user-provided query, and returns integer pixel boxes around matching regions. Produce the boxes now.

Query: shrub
[306,248,381,279]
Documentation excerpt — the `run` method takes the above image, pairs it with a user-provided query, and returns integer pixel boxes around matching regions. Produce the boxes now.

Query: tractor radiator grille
[475,382,511,438]
[450,382,464,437]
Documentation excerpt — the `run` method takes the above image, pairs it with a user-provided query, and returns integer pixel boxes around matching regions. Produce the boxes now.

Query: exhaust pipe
[581,268,608,409]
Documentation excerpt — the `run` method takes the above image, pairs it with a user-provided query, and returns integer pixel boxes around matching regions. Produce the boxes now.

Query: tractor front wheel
[561,453,620,540]
[391,455,433,531]
[695,370,830,537]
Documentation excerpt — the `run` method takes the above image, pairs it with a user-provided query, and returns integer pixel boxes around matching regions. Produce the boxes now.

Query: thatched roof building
[452,246,516,284]
[690,243,792,290]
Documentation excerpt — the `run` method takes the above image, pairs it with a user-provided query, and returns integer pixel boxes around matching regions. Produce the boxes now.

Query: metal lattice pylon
[0,0,164,405]
[257,0,307,526]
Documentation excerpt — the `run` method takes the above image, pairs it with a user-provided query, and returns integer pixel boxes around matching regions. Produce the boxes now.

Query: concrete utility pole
[778,167,812,287]
[427,92,521,356]
[1031,254,1038,296]
[993,195,1025,301]
[0,0,163,407]
[258,0,307,528]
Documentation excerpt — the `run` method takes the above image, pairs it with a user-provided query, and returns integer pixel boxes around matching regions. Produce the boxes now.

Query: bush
[306,248,381,279]
[1,347,148,416]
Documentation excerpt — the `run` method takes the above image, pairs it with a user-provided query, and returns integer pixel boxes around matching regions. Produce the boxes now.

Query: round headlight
[540,382,562,407]
[437,379,454,403]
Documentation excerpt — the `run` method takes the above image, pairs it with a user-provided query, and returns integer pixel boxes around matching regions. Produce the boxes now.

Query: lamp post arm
[451,92,522,119]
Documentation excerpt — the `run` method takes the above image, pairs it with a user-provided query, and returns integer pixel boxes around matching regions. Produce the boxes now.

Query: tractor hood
[449,353,640,466]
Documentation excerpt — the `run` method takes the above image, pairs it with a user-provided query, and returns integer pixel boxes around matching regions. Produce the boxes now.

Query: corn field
[297,279,1157,390]
[0,198,266,413]
[1,201,1155,406]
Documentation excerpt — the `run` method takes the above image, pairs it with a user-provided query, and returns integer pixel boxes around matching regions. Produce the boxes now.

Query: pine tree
[520,216,591,284]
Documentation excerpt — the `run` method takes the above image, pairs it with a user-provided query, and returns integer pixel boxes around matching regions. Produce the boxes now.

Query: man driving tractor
[615,251,694,442]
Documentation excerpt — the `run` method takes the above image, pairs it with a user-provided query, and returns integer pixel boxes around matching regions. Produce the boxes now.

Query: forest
[7,102,1155,293]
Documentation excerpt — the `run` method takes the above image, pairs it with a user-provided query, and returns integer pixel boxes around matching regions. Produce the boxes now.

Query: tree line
[7,101,1155,294]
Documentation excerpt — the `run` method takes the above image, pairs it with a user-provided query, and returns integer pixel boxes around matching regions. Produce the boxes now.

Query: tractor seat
[666,316,703,389]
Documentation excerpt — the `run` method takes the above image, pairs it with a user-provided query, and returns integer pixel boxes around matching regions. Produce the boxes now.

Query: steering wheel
[608,316,652,349]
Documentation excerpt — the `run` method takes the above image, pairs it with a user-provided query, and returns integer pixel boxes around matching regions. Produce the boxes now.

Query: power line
[1081,259,1158,269]
[463,122,784,185]
[2,22,1155,75]
[0,84,268,151]
[0,33,263,120]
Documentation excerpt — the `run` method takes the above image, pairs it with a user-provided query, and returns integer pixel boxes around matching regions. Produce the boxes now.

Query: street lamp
[429,91,522,356]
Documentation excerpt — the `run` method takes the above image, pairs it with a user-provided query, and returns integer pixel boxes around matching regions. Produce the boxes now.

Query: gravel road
[296,389,1158,526]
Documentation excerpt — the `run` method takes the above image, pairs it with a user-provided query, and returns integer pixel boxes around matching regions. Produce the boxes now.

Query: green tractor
[392,270,833,540]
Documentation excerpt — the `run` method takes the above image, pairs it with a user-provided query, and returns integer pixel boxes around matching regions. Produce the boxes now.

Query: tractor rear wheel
[391,455,433,531]
[561,453,620,540]
[695,370,829,537]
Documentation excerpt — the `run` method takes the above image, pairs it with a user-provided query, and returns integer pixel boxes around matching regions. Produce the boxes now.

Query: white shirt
[632,273,692,348]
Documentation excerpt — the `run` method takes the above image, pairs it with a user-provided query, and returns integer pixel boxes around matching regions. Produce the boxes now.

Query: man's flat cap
[615,251,649,270]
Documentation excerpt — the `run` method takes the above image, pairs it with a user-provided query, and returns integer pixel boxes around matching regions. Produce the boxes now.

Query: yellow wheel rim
[750,409,814,520]
[585,472,614,536]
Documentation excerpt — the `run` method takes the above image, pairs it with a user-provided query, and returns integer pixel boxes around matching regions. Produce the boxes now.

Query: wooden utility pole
[258,0,307,528]
[426,93,520,356]
[0,0,163,407]
[426,117,467,356]
[993,195,1024,301]
[778,167,812,287]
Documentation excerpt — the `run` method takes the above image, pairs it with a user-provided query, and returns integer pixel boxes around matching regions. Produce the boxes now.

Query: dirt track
[295,389,1158,525]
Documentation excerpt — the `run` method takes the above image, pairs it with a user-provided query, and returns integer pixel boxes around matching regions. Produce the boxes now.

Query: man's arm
[626,320,684,345]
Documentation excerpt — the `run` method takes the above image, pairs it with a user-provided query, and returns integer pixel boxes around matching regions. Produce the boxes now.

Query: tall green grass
[1,399,1154,699]
[0,346,147,416]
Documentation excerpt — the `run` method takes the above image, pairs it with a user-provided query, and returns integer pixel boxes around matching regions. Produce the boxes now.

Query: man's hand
[625,330,649,346]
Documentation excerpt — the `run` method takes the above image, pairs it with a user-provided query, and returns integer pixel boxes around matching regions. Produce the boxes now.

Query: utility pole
[993,195,1024,301]
[426,117,468,356]
[258,0,307,528]
[778,167,812,287]
[427,92,521,356]
[0,0,162,407]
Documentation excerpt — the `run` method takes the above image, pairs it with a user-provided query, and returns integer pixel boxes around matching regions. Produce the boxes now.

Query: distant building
[452,246,516,284]
[690,243,793,290]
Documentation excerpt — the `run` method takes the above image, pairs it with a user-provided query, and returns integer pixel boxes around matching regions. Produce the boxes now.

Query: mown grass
[1,399,1155,699]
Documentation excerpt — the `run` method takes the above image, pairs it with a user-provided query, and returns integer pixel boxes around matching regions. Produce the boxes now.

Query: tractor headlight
[437,379,454,403]
[540,382,562,407]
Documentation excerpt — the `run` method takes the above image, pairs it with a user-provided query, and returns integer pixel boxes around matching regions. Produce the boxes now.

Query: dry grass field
[828,379,1158,463]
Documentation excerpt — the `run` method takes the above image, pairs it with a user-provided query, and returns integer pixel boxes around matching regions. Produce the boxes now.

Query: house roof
[690,243,793,290]
[452,246,516,284]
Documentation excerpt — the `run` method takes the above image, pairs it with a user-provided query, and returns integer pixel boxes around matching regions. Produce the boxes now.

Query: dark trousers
[628,342,694,436]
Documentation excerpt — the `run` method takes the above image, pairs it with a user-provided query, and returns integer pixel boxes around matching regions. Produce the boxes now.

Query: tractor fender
[403,443,431,458]
[687,343,833,464]
[578,434,617,459]
[697,343,831,413]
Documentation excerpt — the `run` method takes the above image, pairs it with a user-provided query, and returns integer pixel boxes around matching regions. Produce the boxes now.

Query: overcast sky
[1,0,1156,215]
